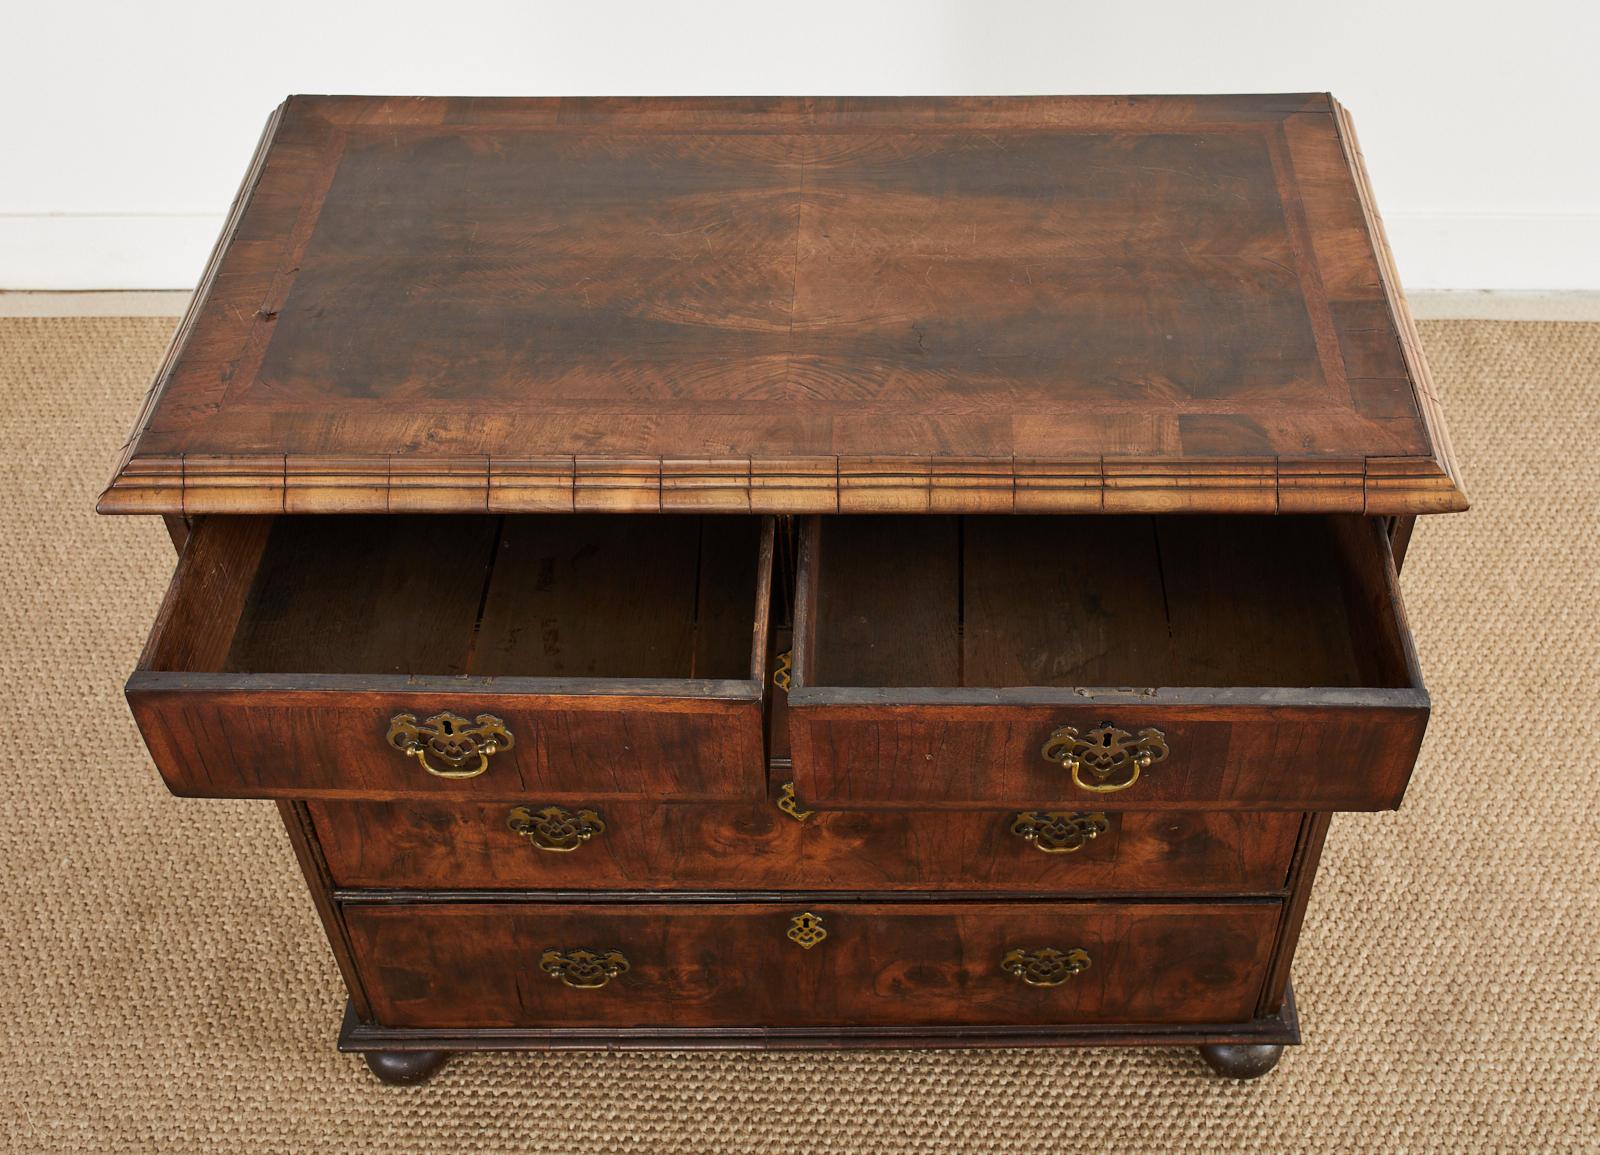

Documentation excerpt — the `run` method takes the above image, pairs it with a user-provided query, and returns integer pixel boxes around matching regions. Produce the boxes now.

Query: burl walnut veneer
[103,94,1464,1083]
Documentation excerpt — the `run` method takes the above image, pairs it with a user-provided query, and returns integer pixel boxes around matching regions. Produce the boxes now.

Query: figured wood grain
[308,798,1302,894]
[343,899,1281,1029]
[97,95,1465,518]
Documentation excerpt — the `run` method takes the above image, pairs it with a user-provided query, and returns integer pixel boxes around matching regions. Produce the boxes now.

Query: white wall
[2,0,1594,290]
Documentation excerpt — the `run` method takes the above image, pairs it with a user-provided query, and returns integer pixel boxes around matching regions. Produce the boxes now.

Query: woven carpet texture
[0,317,1595,1153]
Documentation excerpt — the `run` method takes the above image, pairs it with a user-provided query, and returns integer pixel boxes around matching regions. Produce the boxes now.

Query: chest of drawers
[102,94,1464,1083]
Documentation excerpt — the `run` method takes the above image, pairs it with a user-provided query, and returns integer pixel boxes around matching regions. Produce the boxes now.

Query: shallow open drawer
[128,514,773,801]
[787,515,1427,811]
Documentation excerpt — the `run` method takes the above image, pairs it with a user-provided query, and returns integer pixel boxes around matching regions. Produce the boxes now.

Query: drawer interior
[801,515,1414,690]
[145,514,766,681]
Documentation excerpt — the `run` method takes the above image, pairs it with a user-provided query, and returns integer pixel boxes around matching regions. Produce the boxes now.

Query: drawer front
[310,798,1302,893]
[345,900,1280,1029]
[787,702,1428,810]
[129,687,764,801]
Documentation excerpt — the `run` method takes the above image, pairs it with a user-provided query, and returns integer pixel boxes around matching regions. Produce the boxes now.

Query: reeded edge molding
[1332,99,1469,515]
[99,103,287,513]
[98,451,1469,517]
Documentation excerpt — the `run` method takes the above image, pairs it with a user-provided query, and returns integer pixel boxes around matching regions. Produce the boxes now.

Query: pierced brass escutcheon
[777,781,814,823]
[507,805,605,852]
[539,948,629,990]
[772,650,793,692]
[1001,947,1092,987]
[1009,811,1110,854]
[387,711,513,779]
[1040,722,1168,793]
[787,911,827,950]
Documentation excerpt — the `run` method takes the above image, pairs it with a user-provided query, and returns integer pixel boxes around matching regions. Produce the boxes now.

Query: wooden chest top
[99,94,1464,517]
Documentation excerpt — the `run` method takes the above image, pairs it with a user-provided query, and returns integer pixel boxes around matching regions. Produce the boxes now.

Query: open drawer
[787,515,1427,811]
[128,514,773,801]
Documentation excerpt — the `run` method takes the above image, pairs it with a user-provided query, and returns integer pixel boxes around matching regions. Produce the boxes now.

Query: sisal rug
[0,316,1595,1153]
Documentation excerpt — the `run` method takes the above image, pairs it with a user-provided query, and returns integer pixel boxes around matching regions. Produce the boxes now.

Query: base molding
[338,984,1299,1053]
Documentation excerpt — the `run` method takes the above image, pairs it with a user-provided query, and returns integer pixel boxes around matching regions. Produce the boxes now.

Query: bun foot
[362,1049,451,1085]
[1198,1043,1284,1080]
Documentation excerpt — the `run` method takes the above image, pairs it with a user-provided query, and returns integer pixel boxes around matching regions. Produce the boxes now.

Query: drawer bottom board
[343,899,1280,1030]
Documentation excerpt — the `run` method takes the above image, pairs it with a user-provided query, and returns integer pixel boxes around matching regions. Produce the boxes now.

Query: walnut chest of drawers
[101,94,1466,1083]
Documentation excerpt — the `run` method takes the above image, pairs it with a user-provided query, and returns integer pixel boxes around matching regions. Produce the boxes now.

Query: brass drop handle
[1001,947,1091,987]
[1040,722,1168,793]
[540,948,629,989]
[507,805,605,852]
[386,711,513,779]
[1010,811,1110,854]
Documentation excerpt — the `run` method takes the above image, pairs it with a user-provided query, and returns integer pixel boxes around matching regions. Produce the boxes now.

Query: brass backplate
[1040,722,1167,793]
[1000,947,1091,987]
[507,805,605,852]
[386,711,513,779]
[539,948,629,990]
[1009,811,1110,854]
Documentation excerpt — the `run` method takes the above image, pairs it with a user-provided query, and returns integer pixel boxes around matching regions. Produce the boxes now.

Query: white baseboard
[1409,290,1600,321]
[0,290,191,316]
[2,209,1598,293]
